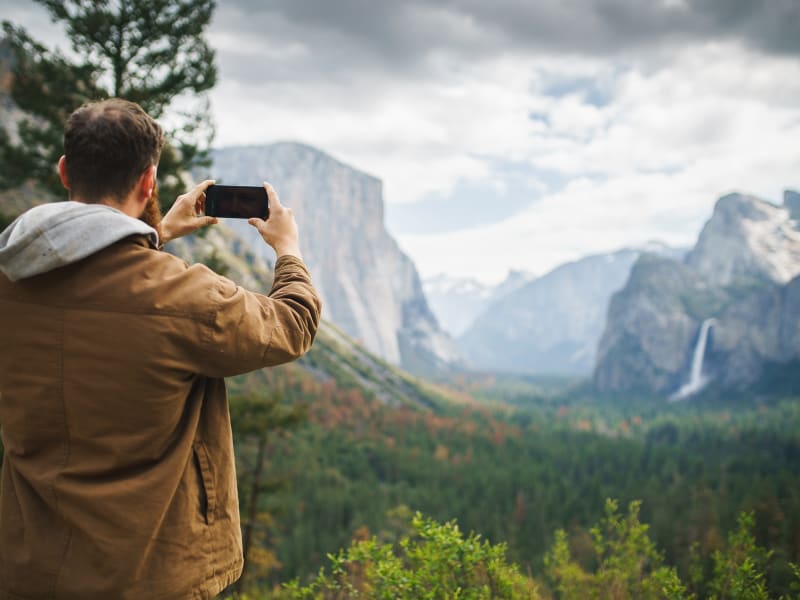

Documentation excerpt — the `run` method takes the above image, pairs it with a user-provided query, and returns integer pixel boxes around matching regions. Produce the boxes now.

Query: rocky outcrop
[685,193,800,287]
[595,192,800,395]
[206,143,460,373]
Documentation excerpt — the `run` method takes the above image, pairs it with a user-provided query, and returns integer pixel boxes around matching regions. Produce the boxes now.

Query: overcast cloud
[7,0,800,282]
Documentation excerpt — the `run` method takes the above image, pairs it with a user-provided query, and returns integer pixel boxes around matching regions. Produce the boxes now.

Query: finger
[248,218,267,233]
[185,179,216,202]
[263,181,281,211]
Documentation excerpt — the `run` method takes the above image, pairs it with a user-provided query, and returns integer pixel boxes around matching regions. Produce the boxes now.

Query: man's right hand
[248,182,302,259]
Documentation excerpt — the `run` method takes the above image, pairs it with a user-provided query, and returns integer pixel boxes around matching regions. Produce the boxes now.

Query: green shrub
[544,499,690,600]
[708,512,769,600]
[283,512,540,599]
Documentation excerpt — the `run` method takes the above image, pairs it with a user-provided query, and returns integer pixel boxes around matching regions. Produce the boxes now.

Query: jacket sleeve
[197,255,322,378]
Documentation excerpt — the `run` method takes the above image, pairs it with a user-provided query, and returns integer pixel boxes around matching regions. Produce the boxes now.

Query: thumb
[202,216,218,227]
[263,181,281,211]
[248,218,266,232]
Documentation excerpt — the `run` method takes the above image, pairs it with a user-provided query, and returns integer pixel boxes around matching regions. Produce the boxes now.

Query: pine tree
[229,392,307,594]
[0,0,216,210]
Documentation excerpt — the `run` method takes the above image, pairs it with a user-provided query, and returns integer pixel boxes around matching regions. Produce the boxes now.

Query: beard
[140,185,163,232]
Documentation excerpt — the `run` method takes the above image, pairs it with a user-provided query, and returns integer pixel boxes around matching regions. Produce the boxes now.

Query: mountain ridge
[452,243,685,376]
[594,191,800,395]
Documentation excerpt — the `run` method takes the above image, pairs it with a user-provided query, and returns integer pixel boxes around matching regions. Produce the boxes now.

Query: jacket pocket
[193,441,217,525]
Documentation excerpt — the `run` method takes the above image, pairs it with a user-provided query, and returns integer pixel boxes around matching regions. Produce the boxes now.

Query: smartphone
[205,185,269,219]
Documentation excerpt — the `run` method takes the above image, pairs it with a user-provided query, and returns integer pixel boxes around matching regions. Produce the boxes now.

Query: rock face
[206,143,459,373]
[458,249,641,375]
[594,255,709,393]
[685,193,800,286]
[595,192,800,395]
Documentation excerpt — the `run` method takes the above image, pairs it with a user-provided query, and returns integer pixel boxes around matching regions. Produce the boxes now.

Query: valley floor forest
[209,364,799,599]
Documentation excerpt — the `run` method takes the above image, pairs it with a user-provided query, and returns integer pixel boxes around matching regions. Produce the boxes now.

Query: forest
[226,365,800,598]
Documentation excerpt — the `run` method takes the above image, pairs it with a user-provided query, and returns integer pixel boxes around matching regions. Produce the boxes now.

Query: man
[0,98,321,598]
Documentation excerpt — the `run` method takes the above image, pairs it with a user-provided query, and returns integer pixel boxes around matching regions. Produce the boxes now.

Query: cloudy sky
[8,0,800,283]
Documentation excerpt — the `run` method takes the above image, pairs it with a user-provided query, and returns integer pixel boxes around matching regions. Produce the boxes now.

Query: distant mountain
[595,191,800,395]
[458,249,643,375]
[423,270,534,337]
[205,143,460,375]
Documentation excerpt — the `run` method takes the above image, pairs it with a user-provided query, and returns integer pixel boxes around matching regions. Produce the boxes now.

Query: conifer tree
[0,0,216,210]
[229,392,307,593]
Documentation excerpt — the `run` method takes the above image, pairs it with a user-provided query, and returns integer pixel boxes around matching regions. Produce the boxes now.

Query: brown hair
[63,98,164,203]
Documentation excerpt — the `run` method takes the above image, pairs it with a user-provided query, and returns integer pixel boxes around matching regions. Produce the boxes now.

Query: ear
[138,165,157,200]
[57,155,70,190]
[124,165,157,217]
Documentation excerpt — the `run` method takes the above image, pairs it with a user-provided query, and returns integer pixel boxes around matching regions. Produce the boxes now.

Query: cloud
[212,0,800,85]
[395,41,800,282]
[209,31,800,275]
[4,0,800,284]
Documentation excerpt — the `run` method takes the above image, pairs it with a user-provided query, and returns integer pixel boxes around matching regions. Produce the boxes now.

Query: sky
[7,0,800,284]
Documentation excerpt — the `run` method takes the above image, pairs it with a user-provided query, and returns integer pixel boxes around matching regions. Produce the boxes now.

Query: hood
[0,201,159,281]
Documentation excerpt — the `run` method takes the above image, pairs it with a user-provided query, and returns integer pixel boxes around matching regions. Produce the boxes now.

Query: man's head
[59,99,164,225]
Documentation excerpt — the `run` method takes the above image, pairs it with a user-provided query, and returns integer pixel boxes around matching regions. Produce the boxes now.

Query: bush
[708,512,769,600]
[544,499,689,600]
[283,512,540,599]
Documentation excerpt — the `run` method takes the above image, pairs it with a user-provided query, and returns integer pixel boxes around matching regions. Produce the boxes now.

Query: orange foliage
[434,444,450,461]
[351,525,371,542]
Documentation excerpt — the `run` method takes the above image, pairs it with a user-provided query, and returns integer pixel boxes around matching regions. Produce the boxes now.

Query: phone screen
[205,185,269,219]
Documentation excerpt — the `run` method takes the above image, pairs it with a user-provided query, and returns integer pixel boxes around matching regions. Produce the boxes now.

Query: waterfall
[671,319,714,400]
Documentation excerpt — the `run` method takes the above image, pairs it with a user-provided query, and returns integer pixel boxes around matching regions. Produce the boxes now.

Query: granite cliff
[594,192,800,395]
[203,143,460,374]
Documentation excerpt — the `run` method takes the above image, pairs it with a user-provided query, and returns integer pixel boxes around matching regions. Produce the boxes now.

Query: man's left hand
[159,179,218,245]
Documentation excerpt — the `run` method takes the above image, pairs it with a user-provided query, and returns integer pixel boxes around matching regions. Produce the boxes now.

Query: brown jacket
[0,229,321,598]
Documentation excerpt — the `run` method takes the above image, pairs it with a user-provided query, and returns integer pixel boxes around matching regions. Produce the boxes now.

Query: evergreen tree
[0,0,216,209]
[230,392,307,594]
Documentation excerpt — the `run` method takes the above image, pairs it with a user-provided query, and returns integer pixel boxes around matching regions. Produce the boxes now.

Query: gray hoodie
[0,201,159,282]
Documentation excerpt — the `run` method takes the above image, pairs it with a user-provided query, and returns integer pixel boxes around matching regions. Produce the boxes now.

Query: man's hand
[248,182,302,259]
[159,179,219,245]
